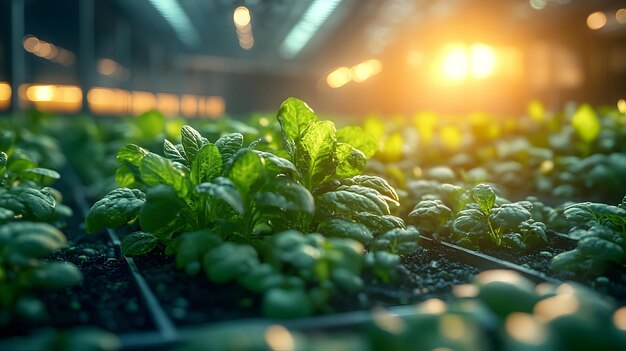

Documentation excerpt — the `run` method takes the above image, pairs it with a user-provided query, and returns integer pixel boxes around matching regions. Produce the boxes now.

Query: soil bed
[470,233,626,304]
[38,177,155,333]
[134,244,480,326]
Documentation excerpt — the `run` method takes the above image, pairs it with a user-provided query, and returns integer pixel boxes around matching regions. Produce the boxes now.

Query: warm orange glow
[22,84,82,113]
[22,35,39,52]
[441,43,497,81]
[618,99,626,114]
[327,67,352,88]
[407,50,424,67]
[0,82,11,110]
[157,93,180,116]
[264,325,294,351]
[505,313,547,345]
[470,43,496,79]
[587,11,607,30]
[534,294,579,321]
[614,307,626,331]
[351,59,382,83]
[421,298,447,314]
[181,95,198,117]
[233,6,251,27]
[23,34,74,66]
[372,307,405,334]
[36,42,53,59]
[97,58,119,76]
[441,44,469,81]
[88,88,130,115]
[239,37,254,50]
[205,96,225,118]
[234,6,254,50]
[132,91,157,115]
[617,9,626,24]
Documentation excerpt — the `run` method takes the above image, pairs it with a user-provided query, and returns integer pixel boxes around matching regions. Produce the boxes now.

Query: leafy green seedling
[0,222,82,325]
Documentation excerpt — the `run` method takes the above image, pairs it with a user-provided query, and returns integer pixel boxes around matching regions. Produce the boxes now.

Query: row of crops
[1,98,626,350]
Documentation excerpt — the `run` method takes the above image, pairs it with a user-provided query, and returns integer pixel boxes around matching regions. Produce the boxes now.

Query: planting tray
[20,167,619,350]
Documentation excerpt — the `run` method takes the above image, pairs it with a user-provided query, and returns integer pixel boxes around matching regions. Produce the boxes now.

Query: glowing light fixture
[148,0,200,47]
[587,11,607,30]
[23,35,75,66]
[0,82,11,110]
[97,58,119,76]
[470,43,496,79]
[441,44,469,81]
[440,43,497,82]
[233,6,251,27]
[326,67,352,88]
[351,59,382,83]
[22,84,82,113]
[616,9,626,24]
[233,6,254,50]
[280,0,342,59]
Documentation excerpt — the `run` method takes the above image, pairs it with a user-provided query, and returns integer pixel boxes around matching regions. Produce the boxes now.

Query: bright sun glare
[441,43,497,82]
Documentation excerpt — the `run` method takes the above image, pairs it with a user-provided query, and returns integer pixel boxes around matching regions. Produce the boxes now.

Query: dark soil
[134,244,481,326]
[38,177,155,333]
[134,251,262,326]
[474,233,626,305]
[479,233,575,276]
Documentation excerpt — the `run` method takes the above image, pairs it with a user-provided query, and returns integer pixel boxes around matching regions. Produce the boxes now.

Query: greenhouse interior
[1,0,626,350]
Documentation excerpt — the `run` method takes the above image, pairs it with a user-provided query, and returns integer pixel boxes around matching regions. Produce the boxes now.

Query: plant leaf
[318,218,373,244]
[215,133,244,164]
[20,168,60,180]
[572,103,600,143]
[196,177,244,214]
[471,184,496,215]
[121,232,159,256]
[0,187,56,221]
[181,125,208,163]
[163,139,187,165]
[140,153,189,197]
[117,144,149,167]
[317,185,388,217]
[139,185,184,234]
[190,144,222,184]
[254,178,314,214]
[85,188,146,233]
[22,262,82,289]
[335,143,366,178]
[254,151,299,177]
[297,121,336,190]
[277,97,318,156]
[228,150,265,197]
[336,126,378,158]
[0,222,66,263]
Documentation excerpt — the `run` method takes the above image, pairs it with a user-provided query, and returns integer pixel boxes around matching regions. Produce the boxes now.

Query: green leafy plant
[409,184,548,251]
[86,125,314,253]
[551,197,626,275]
[0,222,82,325]
[85,98,412,317]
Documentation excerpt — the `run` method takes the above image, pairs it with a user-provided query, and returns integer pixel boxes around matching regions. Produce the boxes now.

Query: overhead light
[586,11,607,30]
[327,67,352,88]
[233,6,251,27]
[616,9,626,24]
[279,0,342,59]
[0,82,11,110]
[23,34,75,66]
[148,0,200,48]
[233,6,254,50]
